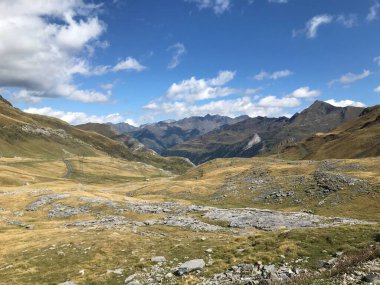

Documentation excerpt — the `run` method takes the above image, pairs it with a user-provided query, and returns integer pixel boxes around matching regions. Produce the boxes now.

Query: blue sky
[0,0,379,125]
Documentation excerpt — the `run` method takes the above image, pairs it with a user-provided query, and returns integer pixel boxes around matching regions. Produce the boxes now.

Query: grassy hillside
[0,155,378,284]
[280,105,380,160]
[0,97,192,174]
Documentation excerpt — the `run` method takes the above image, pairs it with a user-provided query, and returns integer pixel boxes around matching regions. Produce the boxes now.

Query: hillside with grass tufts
[0,96,192,174]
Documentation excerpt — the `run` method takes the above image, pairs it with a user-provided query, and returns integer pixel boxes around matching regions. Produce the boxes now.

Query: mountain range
[103,100,367,164]
[280,104,380,160]
[1,95,378,167]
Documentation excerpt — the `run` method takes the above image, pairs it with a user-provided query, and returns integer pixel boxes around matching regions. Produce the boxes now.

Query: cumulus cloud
[325,99,366,108]
[167,43,187,69]
[0,0,114,103]
[112,57,146,72]
[374,86,380,93]
[166,71,241,102]
[288,86,320,98]
[258,96,300,107]
[144,70,321,120]
[186,0,231,14]
[254,70,293,81]
[367,1,380,22]
[144,96,296,118]
[23,107,131,125]
[329,70,371,86]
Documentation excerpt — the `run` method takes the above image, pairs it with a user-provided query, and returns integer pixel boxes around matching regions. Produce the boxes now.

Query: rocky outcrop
[26,194,70,211]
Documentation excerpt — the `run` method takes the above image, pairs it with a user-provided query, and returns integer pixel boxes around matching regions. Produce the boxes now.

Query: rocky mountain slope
[165,101,364,164]
[0,96,192,174]
[107,122,138,134]
[280,105,380,160]
[77,123,152,153]
[111,114,249,154]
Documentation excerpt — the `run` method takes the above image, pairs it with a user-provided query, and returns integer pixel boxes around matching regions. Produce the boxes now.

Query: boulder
[175,259,205,276]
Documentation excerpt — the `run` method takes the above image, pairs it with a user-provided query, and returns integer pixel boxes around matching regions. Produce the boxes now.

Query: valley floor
[0,156,379,285]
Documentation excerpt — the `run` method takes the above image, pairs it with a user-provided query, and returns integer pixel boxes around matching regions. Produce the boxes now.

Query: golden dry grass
[0,155,379,284]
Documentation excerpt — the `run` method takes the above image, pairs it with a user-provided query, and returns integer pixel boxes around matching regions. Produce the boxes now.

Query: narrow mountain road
[63,159,74,179]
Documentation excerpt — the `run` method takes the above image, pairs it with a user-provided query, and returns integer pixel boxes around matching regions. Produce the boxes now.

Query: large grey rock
[362,274,380,283]
[175,259,205,276]
[203,208,367,230]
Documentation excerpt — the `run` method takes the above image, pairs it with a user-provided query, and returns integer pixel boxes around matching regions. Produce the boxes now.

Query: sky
[0,0,380,126]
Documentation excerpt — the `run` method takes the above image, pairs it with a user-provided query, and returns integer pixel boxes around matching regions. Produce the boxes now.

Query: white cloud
[336,14,358,28]
[374,86,380,93]
[112,57,146,72]
[0,0,111,103]
[258,96,300,107]
[144,72,318,120]
[374,56,380,66]
[124,119,139,127]
[167,43,187,69]
[144,96,293,118]
[100,83,114,91]
[186,0,231,15]
[367,1,380,22]
[325,99,366,108]
[23,107,128,125]
[254,70,293,81]
[294,14,350,39]
[329,70,371,86]
[305,15,334,38]
[288,86,320,98]
[166,71,239,102]
[268,0,288,3]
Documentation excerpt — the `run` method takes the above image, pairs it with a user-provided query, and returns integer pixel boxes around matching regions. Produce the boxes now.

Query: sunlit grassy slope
[279,105,380,160]
[0,97,192,174]
[0,155,378,284]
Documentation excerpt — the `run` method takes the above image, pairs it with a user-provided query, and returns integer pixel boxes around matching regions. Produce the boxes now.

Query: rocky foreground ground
[0,157,379,284]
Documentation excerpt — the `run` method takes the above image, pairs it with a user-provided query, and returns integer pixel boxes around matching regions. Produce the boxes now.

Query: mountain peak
[309,100,333,109]
[0,95,13,107]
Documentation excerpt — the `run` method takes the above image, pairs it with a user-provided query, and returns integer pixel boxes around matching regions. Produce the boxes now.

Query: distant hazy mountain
[280,104,380,160]
[77,123,151,153]
[107,122,138,134]
[119,114,250,154]
[165,101,365,164]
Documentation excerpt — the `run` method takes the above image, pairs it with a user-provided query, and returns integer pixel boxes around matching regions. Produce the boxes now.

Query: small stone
[58,282,77,285]
[165,272,174,278]
[107,268,124,275]
[124,274,137,283]
[151,256,166,263]
[205,248,213,253]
